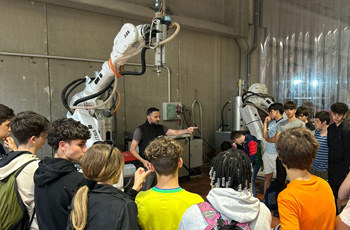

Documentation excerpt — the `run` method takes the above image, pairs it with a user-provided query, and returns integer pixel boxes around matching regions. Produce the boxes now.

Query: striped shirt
[312,130,328,172]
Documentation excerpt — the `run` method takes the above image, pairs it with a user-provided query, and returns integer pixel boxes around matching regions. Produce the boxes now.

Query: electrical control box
[162,102,182,120]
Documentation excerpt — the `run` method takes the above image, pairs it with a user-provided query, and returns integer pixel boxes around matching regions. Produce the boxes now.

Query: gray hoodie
[179,188,271,230]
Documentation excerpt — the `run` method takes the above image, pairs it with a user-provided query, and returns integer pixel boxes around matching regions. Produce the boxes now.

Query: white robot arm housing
[240,83,274,142]
[66,23,150,147]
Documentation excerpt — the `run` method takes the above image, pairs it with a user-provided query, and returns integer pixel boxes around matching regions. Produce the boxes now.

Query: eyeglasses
[93,140,115,167]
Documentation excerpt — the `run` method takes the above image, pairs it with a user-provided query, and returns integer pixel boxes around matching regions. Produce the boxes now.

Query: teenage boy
[136,137,203,230]
[0,104,16,156]
[296,105,315,130]
[276,127,335,229]
[231,131,261,197]
[0,111,50,230]
[310,111,330,180]
[327,102,350,213]
[268,101,305,217]
[34,118,91,230]
[262,103,284,195]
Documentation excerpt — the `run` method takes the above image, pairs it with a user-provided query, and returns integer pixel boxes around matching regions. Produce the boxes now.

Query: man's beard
[151,121,159,126]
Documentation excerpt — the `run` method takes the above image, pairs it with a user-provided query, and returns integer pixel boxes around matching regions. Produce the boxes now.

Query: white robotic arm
[62,2,180,147]
[65,23,150,147]
[69,23,149,112]
[239,83,274,142]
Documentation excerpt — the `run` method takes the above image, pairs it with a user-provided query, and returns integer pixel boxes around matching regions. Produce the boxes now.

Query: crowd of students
[1,101,350,229]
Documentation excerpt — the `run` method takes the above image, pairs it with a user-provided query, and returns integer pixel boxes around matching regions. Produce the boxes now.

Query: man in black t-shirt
[130,107,196,189]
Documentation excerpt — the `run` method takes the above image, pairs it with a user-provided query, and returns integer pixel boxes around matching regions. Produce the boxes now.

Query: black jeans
[275,157,287,199]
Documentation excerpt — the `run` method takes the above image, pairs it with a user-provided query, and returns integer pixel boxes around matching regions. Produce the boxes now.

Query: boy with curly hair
[136,136,203,230]
[34,118,91,230]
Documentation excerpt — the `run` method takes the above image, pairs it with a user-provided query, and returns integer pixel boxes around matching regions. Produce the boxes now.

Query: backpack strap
[14,159,37,229]
[29,207,35,228]
[198,201,251,230]
[198,202,220,230]
[236,222,250,229]
[14,159,37,178]
[198,202,230,230]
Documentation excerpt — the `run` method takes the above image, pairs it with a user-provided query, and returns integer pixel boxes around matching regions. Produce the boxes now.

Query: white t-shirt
[340,200,350,227]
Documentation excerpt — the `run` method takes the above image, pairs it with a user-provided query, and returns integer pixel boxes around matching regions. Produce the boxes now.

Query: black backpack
[264,181,277,210]
[0,160,36,230]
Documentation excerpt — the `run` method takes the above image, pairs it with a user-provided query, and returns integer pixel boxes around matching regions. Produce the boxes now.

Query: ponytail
[71,186,89,230]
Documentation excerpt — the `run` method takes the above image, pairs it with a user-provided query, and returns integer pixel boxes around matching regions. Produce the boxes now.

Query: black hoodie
[0,143,6,158]
[34,157,91,230]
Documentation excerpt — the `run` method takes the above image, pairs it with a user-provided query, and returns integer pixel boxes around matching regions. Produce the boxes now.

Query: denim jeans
[252,161,262,197]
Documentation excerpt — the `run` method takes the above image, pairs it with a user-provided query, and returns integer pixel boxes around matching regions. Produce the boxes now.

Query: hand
[4,137,17,152]
[142,160,151,170]
[132,167,152,192]
[265,116,271,124]
[186,127,198,133]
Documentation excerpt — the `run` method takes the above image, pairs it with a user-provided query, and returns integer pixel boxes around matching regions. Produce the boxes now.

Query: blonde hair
[71,144,124,230]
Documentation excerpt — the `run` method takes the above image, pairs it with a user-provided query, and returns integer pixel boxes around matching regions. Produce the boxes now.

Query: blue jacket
[243,134,258,164]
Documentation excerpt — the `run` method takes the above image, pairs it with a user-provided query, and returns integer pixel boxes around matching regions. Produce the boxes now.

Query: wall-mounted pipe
[0,51,105,63]
[247,0,260,85]
[234,39,242,80]
[163,65,171,103]
[0,50,172,102]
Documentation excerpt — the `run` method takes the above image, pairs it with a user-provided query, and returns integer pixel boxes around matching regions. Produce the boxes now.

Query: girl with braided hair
[179,148,271,230]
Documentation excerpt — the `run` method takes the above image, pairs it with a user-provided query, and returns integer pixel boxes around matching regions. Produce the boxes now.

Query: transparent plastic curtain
[259,0,350,110]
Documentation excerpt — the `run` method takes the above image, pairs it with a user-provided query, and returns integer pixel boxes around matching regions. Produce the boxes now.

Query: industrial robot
[61,0,180,147]
[217,80,274,150]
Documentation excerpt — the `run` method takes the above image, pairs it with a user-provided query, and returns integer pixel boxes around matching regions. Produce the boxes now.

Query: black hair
[284,101,296,110]
[268,103,284,115]
[296,106,310,117]
[219,141,232,152]
[210,148,252,191]
[230,131,243,140]
[146,107,159,116]
[331,102,348,115]
[315,111,330,125]
[47,118,91,151]
[0,104,15,125]
[10,111,50,145]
